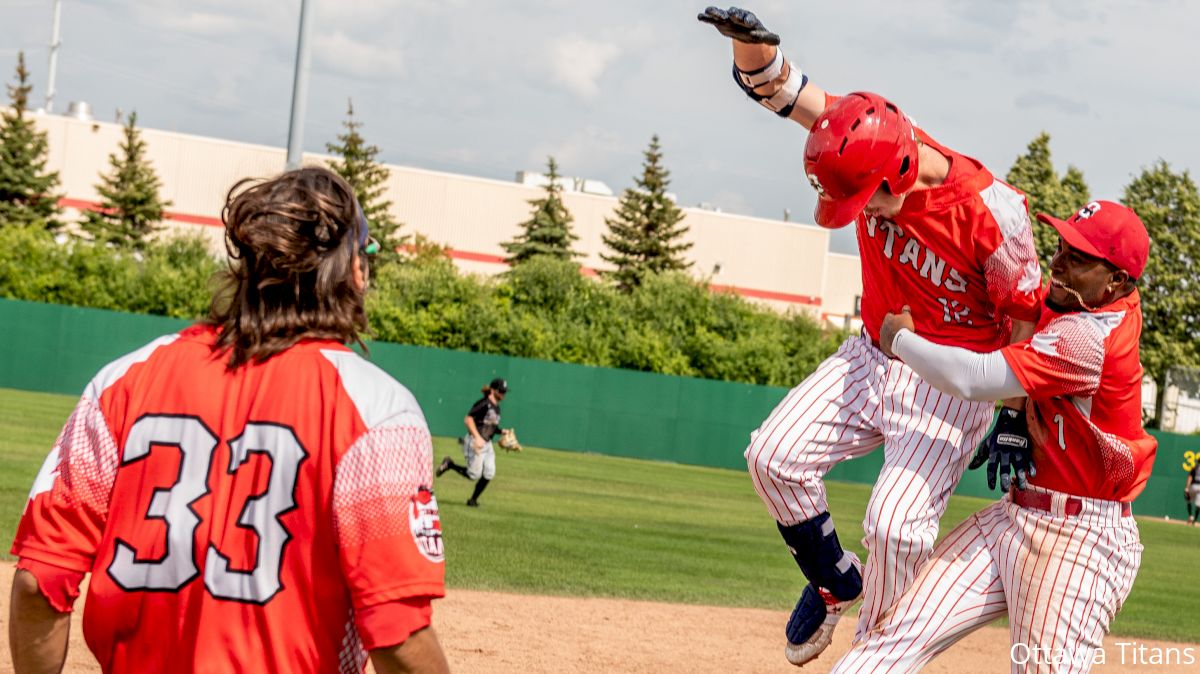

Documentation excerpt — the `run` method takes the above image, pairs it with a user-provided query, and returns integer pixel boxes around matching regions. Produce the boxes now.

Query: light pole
[285,0,315,170]
[45,0,63,113]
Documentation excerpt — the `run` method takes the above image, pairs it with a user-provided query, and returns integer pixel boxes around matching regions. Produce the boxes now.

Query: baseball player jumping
[699,7,1044,666]
[833,200,1156,673]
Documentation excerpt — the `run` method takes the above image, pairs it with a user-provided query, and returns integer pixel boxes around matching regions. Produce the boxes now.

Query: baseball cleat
[466,498,479,507]
[436,457,452,477]
[784,584,862,667]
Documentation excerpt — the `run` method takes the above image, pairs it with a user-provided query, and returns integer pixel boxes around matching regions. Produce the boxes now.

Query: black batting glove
[976,407,1036,492]
[967,441,990,471]
[967,410,1006,471]
[697,6,781,45]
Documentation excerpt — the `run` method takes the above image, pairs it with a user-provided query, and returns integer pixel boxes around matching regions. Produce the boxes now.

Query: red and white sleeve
[1001,315,1106,399]
[333,423,445,650]
[981,190,1043,324]
[11,395,121,608]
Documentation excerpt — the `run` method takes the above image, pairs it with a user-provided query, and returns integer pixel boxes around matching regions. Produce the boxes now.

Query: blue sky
[2,0,1198,254]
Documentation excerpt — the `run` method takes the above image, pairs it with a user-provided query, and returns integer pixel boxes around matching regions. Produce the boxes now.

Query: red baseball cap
[1035,200,1149,279]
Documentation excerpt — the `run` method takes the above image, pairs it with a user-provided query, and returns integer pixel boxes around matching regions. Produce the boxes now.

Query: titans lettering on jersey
[855,134,1042,353]
[864,215,970,293]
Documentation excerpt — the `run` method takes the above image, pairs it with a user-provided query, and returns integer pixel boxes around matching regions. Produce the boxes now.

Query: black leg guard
[785,585,826,645]
[777,512,862,602]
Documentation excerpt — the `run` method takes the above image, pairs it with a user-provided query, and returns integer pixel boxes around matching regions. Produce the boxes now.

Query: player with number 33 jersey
[10,168,449,674]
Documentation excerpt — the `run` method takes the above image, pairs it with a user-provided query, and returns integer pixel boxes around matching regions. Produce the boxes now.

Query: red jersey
[855,132,1043,352]
[12,325,445,673]
[1002,290,1157,501]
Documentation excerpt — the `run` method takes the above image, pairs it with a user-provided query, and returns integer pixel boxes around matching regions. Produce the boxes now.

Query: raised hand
[697,6,781,45]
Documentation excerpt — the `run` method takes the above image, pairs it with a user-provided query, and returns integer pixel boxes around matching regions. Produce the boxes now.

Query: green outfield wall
[2,298,1196,520]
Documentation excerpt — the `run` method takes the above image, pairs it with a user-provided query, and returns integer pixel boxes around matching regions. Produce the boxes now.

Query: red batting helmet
[803,92,919,229]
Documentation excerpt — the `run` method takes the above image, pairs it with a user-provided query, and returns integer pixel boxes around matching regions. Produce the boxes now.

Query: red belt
[1011,488,1132,518]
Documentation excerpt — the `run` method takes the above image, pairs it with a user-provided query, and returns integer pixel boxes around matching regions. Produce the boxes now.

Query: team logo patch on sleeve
[409,486,444,562]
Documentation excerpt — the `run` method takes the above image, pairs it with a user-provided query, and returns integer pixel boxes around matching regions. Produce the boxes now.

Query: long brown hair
[207,166,368,368]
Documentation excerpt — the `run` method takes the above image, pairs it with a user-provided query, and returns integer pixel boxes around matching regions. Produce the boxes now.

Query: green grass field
[2,387,1196,643]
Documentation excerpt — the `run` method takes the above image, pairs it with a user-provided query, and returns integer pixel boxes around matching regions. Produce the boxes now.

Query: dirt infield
[2,562,1194,673]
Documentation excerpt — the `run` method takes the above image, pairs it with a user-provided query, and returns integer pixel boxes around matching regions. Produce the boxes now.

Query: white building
[27,108,865,328]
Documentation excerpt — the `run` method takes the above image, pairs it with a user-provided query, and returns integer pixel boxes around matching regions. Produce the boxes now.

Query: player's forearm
[731,40,774,72]
[1001,319,1037,409]
[891,330,1027,402]
[9,569,71,674]
[369,626,450,674]
[464,417,482,441]
[731,42,827,130]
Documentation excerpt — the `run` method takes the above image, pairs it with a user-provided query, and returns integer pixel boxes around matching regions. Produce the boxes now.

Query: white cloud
[528,125,629,174]
[159,11,242,35]
[131,0,289,36]
[209,69,242,109]
[314,31,404,79]
[1014,90,1091,116]
[706,190,754,217]
[549,35,620,100]
[443,147,479,165]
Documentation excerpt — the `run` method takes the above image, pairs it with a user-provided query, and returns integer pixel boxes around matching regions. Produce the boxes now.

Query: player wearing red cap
[9,167,450,674]
[699,6,1044,665]
[838,200,1155,673]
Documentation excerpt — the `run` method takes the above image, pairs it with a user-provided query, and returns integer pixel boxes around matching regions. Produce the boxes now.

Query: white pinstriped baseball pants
[745,336,995,638]
[831,488,1142,673]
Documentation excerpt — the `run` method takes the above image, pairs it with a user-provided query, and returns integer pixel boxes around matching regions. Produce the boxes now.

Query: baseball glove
[498,428,522,452]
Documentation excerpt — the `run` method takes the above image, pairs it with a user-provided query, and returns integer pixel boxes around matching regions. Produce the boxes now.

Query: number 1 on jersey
[1053,413,1066,450]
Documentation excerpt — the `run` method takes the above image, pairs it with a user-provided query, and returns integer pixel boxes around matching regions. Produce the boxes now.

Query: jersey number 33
[107,414,307,605]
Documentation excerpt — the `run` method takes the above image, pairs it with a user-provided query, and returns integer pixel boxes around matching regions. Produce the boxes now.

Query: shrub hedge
[0,226,218,319]
[0,226,842,387]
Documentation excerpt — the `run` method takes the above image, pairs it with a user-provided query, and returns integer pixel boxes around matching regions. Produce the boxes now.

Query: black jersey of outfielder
[468,396,502,441]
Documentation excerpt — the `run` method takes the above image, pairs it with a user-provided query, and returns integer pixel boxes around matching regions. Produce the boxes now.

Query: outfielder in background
[1186,456,1200,526]
[699,6,1045,666]
[438,377,519,507]
[835,200,1157,673]
[9,168,450,674]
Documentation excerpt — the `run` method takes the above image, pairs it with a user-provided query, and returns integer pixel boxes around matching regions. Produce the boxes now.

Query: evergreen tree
[601,135,692,291]
[502,156,579,265]
[1006,132,1090,267]
[0,51,62,228]
[326,99,403,264]
[1121,160,1200,428]
[82,111,171,250]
